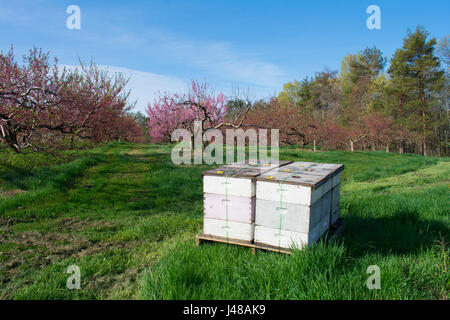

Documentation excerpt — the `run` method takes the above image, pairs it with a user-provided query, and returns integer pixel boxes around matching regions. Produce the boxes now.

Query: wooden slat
[197,233,254,246]
[196,218,345,255]
[196,233,292,254]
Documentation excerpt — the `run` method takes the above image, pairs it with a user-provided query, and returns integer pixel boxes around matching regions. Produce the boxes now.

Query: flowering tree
[314,119,347,150]
[0,46,142,152]
[0,47,59,152]
[56,61,133,142]
[146,97,195,143]
[147,80,245,143]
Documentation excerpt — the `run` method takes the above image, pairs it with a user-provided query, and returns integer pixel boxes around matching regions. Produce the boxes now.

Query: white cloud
[65,27,286,88]
[144,30,286,87]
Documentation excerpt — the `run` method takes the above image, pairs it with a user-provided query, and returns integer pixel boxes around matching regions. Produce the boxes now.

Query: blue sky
[0,0,448,113]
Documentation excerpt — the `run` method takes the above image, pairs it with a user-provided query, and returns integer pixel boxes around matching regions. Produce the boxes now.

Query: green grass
[0,143,448,299]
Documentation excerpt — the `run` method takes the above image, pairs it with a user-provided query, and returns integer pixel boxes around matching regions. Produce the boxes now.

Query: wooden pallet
[196,218,345,255]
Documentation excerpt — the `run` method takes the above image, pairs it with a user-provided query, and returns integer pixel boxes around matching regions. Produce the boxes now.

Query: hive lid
[226,159,290,168]
[256,162,344,188]
[202,160,291,179]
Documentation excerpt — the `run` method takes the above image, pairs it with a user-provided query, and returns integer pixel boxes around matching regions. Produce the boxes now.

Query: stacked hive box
[202,160,290,242]
[254,162,344,249]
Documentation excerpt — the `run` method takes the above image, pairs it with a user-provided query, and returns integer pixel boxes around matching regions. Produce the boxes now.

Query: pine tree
[388,26,444,156]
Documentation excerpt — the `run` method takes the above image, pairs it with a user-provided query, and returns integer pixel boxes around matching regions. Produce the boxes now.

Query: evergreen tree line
[244,26,449,156]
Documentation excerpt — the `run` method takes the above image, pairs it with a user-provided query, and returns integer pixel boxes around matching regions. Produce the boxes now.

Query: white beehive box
[202,160,291,242]
[254,162,343,249]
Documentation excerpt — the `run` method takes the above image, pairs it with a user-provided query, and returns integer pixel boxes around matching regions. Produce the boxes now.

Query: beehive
[254,162,344,249]
[202,160,291,242]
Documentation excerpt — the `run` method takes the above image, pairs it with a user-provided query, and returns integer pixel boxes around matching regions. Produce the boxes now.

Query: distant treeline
[241,26,449,157]
[4,26,447,157]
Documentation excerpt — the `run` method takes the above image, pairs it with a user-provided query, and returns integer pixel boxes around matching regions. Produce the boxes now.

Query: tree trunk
[350,140,354,152]
[421,96,427,157]
[70,135,75,149]
[0,125,21,153]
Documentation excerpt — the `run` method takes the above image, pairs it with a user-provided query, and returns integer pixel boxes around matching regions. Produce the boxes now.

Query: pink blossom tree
[146,80,229,143]
[0,46,140,152]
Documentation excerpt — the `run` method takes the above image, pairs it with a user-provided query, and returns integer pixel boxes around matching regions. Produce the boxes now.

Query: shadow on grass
[342,210,449,257]
[0,162,34,190]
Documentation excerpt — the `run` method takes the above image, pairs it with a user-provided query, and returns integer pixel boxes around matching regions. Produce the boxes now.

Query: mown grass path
[0,143,449,299]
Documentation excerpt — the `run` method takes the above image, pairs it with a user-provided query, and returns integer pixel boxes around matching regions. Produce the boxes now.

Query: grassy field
[0,143,448,299]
